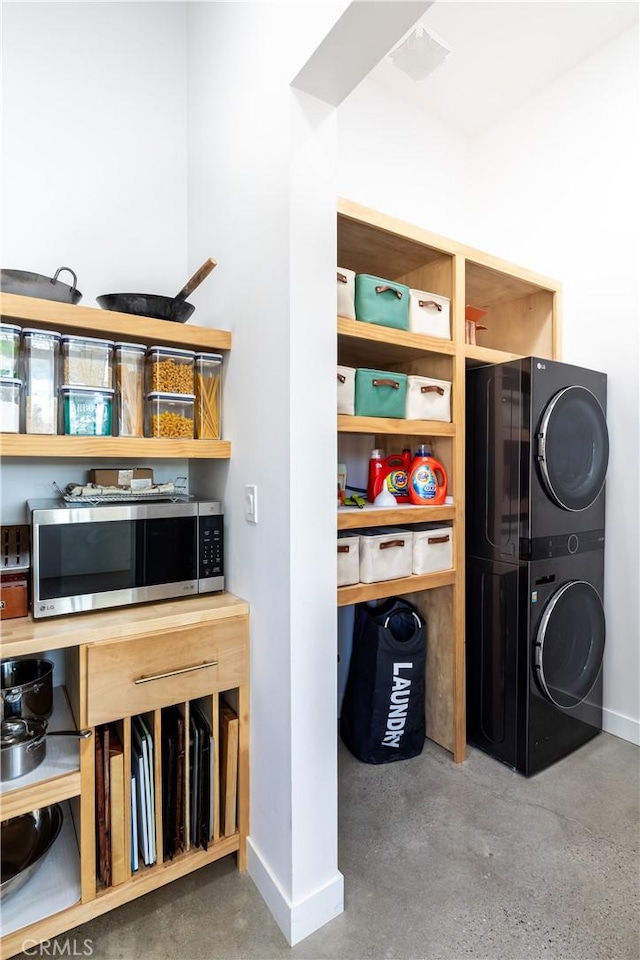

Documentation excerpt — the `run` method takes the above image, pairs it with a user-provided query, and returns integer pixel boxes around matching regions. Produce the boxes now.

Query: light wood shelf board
[337,569,456,607]
[338,503,455,530]
[338,316,455,367]
[464,344,523,366]
[0,293,231,352]
[0,593,249,659]
[0,434,231,459]
[338,415,455,437]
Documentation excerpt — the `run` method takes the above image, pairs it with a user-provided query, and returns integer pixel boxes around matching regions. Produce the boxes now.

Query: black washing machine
[466,357,608,775]
[466,356,608,561]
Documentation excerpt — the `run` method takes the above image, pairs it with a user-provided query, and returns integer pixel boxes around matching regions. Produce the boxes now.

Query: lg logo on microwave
[536,361,547,370]
[39,604,56,612]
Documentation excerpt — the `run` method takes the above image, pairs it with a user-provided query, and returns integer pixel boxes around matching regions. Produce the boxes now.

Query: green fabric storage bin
[355,275,410,330]
[355,368,407,419]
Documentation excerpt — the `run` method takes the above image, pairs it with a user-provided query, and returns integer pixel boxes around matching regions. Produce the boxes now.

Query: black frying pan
[97,258,216,323]
[1,267,82,304]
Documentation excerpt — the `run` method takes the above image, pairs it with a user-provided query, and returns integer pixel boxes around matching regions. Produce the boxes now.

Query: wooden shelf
[338,503,455,530]
[465,343,522,366]
[338,415,454,437]
[0,293,231,352]
[0,687,82,821]
[338,316,455,367]
[0,434,231,459]
[337,569,456,606]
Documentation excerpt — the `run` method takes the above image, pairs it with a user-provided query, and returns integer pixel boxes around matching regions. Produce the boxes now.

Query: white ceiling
[368,1,639,137]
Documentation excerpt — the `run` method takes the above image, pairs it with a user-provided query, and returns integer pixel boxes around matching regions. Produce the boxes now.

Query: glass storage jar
[114,341,145,437]
[146,346,195,396]
[61,335,114,389]
[0,378,21,433]
[0,323,21,378]
[145,392,195,438]
[60,386,113,436]
[194,352,223,439]
[22,327,61,434]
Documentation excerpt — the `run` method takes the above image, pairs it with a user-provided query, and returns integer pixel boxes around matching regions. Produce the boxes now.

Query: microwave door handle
[133,659,219,684]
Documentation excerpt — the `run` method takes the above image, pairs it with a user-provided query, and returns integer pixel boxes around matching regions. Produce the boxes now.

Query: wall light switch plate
[244,485,258,523]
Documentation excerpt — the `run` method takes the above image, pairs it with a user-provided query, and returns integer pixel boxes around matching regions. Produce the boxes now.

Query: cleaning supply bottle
[408,443,447,505]
[367,448,385,503]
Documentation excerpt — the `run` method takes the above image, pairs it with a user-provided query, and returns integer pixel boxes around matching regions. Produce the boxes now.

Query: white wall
[0,1,190,518]
[338,25,640,743]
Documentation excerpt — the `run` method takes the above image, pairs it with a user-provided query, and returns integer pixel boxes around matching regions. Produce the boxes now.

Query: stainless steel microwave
[28,500,224,619]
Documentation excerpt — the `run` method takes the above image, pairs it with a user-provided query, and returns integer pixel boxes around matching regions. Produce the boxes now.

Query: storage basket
[406,375,452,422]
[412,523,453,576]
[338,534,360,587]
[354,368,407,419]
[337,365,355,415]
[337,267,356,320]
[355,275,409,330]
[409,289,451,339]
[359,527,413,584]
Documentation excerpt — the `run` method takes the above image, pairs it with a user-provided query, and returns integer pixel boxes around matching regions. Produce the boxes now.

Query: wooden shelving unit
[0,296,246,960]
[337,198,561,764]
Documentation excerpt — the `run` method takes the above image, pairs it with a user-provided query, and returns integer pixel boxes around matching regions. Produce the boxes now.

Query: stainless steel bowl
[0,804,63,900]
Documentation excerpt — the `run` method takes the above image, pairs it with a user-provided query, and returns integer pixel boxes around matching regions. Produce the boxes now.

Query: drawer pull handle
[134,660,218,684]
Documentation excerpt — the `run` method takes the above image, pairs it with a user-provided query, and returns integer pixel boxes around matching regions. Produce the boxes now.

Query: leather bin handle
[337,372,346,384]
[379,539,405,550]
[375,284,403,299]
[420,385,445,396]
[428,535,450,544]
[418,299,442,311]
[338,544,350,554]
[337,271,348,284]
[372,378,400,389]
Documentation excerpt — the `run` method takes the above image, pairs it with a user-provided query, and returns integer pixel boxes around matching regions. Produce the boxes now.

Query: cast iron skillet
[1,267,82,304]
[97,258,216,323]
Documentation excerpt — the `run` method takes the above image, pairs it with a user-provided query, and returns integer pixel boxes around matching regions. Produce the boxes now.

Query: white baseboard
[247,836,344,946]
[603,707,640,746]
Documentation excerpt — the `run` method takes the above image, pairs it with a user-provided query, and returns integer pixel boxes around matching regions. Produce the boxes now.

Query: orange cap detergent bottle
[408,443,447,505]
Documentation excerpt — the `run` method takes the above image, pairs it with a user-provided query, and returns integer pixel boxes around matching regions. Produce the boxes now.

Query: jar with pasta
[114,341,145,437]
[145,392,195,438]
[194,352,223,439]
[61,335,114,389]
[145,346,195,396]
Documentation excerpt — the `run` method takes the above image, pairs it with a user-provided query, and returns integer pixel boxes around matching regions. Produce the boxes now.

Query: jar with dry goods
[0,377,21,433]
[0,323,21,378]
[114,341,145,437]
[22,328,61,435]
[60,386,113,436]
[146,346,195,396]
[61,335,114,389]
[145,392,195,438]
[194,352,223,439]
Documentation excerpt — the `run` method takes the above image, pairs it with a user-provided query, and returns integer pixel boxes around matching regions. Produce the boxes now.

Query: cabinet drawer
[86,617,248,726]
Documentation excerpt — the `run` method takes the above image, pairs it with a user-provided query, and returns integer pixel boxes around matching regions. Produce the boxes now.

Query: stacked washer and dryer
[465,358,609,776]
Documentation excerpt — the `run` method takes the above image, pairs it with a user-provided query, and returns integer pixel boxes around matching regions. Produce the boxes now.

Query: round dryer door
[535,581,605,709]
[537,385,609,511]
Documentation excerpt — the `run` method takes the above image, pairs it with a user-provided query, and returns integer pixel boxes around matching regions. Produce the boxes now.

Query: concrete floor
[25,732,640,960]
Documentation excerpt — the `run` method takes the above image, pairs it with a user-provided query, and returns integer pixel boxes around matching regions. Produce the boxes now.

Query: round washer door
[537,385,609,511]
[535,580,605,709]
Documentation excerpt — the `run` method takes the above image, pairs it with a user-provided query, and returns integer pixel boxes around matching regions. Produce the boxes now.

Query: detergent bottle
[408,443,447,505]
[367,448,412,502]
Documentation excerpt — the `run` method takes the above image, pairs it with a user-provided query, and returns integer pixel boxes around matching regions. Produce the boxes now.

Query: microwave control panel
[198,512,224,590]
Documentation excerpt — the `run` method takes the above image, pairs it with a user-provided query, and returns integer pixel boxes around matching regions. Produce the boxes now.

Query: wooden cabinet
[337,198,561,764]
[0,296,247,959]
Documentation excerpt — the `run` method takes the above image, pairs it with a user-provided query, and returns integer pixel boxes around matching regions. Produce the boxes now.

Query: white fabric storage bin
[338,534,360,587]
[337,267,356,319]
[409,289,451,339]
[406,375,452,422]
[337,365,356,415]
[412,524,453,576]
[359,527,413,584]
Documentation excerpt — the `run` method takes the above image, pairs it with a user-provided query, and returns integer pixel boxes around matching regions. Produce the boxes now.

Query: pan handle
[51,267,78,293]
[175,258,217,302]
